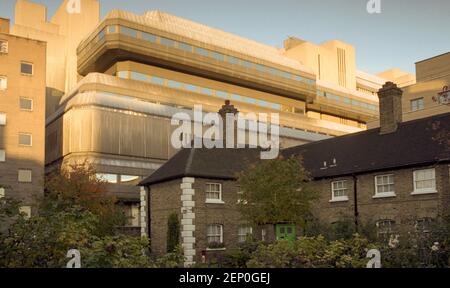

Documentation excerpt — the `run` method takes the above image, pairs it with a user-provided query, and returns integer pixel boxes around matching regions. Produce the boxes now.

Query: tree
[167,213,180,253]
[237,156,317,227]
[0,162,146,268]
[42,161,126,235]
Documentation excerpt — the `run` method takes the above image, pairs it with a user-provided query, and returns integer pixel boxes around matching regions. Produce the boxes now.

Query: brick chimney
[218,100,239,147]
[0,18,10,34]
[378,82,403,134]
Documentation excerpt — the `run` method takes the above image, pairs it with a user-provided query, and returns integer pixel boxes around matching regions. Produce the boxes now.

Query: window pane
[216,90,228,99]
[160,37,175,47]
[0,76,7,89]
[107,25,116,34]
[120,26,137,38]
[241,60,253,69]
[227,56,239,65]
[130,71,147,81]
[0,40,8,53]
[185,84,198,92]
[20,98,33,110]
[18,170,32,183]
[19,133,32,146]
[179,42,193,52]
[202,88,213,95]
[142,32,156,42]
[211,52,225,61]
[21,63,33,75]
[120,175,140,185]
[168,80,182,89]
[195,47,209,57]
[117,71,128,79]
[0,149,5,162]
[96,173,118,183]
[151,76,165,85]
[255,64,265,72]
[0,113,6,125]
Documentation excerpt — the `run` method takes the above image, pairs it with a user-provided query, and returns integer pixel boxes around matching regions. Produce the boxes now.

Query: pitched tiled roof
[283,112,450,179]
[139,145,262,185]
[140,112,450,185]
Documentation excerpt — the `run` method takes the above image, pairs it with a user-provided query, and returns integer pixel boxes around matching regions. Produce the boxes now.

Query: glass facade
[316,90,378,112]
[116,70,283,111]
[105,25,316,86]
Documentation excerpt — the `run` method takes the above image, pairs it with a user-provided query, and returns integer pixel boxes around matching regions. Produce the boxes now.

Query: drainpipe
[147,187,151,239]
[352,174,359,231]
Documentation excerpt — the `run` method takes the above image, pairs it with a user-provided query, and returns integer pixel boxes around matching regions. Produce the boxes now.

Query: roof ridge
[185,147,196,175]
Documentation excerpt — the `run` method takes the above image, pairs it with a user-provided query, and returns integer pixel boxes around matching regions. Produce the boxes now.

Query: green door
[276,224,296,241]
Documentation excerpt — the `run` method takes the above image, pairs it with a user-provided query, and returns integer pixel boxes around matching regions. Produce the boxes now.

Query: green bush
[166,213,180,253]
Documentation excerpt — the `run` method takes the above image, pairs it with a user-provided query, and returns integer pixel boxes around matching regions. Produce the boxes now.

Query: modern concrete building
[41,7,413,232]
[11,0,100,117]
[368,52,450,128]
[0,17,46,216]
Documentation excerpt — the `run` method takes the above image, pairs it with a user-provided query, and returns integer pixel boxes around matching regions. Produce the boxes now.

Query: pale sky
[1,0,449,75]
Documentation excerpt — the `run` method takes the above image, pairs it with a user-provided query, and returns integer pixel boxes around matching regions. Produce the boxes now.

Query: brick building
[140,83,450,267]
[0,18,46,216]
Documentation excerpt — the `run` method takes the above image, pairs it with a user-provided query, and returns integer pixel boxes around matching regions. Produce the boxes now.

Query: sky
[1,0,449,75]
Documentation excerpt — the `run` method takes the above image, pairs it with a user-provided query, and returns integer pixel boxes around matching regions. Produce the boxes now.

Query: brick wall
[311,164,450,230]
[149,179,181,256]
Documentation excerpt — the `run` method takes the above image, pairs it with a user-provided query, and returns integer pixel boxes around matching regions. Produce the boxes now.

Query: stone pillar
[140,186,148,237]
[180,177,196,267]
[378,82,403,135]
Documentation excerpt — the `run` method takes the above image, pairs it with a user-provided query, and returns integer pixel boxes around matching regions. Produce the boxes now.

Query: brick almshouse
[140,82,450,266]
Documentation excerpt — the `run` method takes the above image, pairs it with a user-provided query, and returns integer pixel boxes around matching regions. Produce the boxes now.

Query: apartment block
[0,18,46,216]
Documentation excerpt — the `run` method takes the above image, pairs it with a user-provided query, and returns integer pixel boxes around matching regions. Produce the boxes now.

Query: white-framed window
[0,40,8,54]
[20,98,33,111]
[415,218,434,233]
[0,149,5,162]
[330,180,349,201]
[237,186,248,204]
[0,76,6,90]
[376,219,395,239]
[206,224,223,244]
[374,174,395,197]
[238,226,253,243]
[412,168,436,194]
[18,169,32,183]
[206,183,223,203]
[0,112,6,125]
[261,228,267,242]
[20,62,33,76]
[0,187,5,198]
[19,206,31,219]
[124,203,140,227]
[410,98,424,112]
[19,133,32,146]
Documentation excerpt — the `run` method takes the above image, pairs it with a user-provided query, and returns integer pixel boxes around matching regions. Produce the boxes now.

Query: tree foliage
[237,156,317,226]
[0,162,184,268]
[167,213,180,253]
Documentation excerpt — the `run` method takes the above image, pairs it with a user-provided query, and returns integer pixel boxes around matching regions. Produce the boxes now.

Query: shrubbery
[0,163,184,268]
